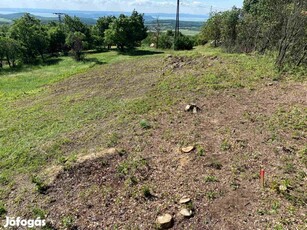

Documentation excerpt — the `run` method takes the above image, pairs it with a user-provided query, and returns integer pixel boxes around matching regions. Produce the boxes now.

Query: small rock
[156,214,173,229]
[179,197,191,204]
[193,107,197,114]
[180,208,193,217]
[267,82,274,86]
[181,146,195,153]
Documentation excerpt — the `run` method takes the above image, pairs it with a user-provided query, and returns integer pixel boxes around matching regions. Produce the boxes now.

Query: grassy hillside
[0,46,306,229]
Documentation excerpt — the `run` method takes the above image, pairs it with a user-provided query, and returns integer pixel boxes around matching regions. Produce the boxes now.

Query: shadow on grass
[0,64,37,75]
[83,57,105,65]
[42,57,63,66]
[118,49,164,56]
[0,57,64,75]
[85,49,109,54]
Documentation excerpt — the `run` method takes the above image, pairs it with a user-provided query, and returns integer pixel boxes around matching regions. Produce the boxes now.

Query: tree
[236,13,259,52]
[199,0,306,69]
[10,13,49,63]
[0,37,22,68]
[104,10,147,50]
[0,37,5,68]
[153,18,161,48]
[5,38,22,67]
[199,12,223,47]
[66,32,86,61]
[275,0,307,67]
[94,16,116,49]
[220,7,241,51]
[0,25,9,37]
[48,25,66,55]
[63,15,92,50]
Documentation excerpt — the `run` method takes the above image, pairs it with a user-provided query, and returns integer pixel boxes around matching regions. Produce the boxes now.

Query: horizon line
[0,7,211,17]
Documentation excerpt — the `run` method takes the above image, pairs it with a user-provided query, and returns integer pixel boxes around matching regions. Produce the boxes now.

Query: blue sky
[0,0,243,15]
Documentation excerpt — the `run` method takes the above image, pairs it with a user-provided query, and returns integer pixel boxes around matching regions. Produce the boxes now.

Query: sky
[0,0,243,15]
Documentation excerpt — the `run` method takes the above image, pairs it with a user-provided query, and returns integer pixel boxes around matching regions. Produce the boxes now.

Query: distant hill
[0,8,207,31]
[0,12,97,25]
[0,8,208,22]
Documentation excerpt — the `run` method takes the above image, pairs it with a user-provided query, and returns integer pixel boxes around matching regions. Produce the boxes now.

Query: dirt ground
[4,55,307,229]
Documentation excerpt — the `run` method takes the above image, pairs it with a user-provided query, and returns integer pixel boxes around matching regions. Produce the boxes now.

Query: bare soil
[5,55,307,229]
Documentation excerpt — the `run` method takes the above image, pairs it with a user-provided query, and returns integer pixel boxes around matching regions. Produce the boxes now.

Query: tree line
[0,10,148,67]
[198,0,307,69]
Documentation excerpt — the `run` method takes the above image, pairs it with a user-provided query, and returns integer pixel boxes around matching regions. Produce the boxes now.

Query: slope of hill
[0,47,306,229]
[0,12,97,24]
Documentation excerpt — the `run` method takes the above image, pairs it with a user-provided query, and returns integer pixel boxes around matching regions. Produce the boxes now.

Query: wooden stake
[260,169,265,188]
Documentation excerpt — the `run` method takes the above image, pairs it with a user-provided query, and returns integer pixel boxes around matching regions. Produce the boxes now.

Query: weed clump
[140,119,151,129]
[141,185,152,198]
[31,175,49,194]
[0,203,7,217]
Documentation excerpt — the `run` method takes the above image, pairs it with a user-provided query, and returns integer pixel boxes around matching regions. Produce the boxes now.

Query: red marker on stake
[260,169,265,188]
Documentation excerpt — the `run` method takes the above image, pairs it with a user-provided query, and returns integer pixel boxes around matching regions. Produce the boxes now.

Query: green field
[0,18,11,24]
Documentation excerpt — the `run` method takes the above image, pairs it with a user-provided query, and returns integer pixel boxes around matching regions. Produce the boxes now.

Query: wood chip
[181,146,195,153]
[180,208,193,217]
[156,214,173,229]
[179,197,191,204]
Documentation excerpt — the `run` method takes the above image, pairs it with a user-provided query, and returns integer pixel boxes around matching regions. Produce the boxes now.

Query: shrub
[174,35,194,50]
[159,34,173,49]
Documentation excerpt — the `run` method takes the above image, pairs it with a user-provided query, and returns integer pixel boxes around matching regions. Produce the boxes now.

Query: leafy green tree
[0,25,9,37]
[5,38,22,67]
[199,12,223,47]
[94,16,116,49]
[236,13,259,52]
[0,37,22,68]
[10,13,49,63]
[220,7,241,51]
[129,10,148,47]
[66,31,86,61]
[243,0,260,14]
[48,25,66,55]
[64,15,92,49]
[275,0,307,67]
[104,10,147,50]
[0,37,5,68]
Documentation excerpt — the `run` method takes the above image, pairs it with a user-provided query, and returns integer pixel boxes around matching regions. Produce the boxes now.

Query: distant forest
[0,12,204,32]
[0,0,306,70]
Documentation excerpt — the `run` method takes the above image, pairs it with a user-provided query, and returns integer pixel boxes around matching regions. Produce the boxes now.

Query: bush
[174,35,194,50]
[158,34,173,49]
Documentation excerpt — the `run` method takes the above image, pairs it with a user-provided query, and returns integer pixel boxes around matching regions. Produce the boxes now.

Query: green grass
[0,49,164,198]
[204,175,219,183]
[0,50,157,103]
[179,29,200,36]
[0,45,305,205]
